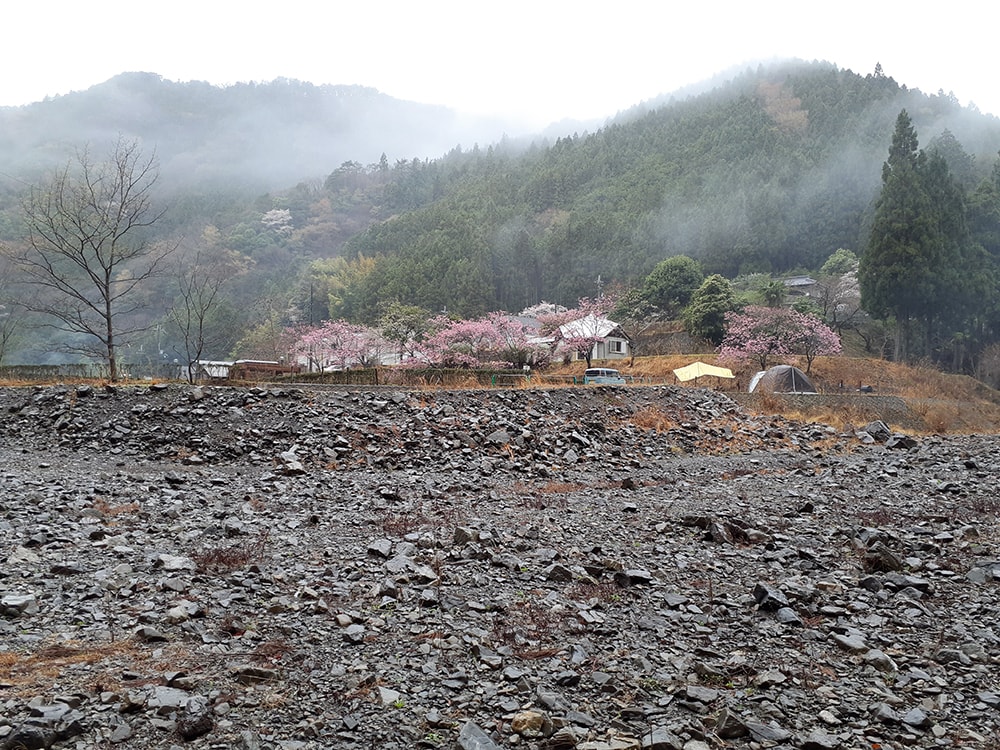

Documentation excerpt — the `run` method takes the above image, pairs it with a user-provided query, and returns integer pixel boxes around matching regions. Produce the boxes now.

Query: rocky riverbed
[0,383,998,750]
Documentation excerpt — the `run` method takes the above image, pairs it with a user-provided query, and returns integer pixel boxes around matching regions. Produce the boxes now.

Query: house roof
[558,314,623,340]
[783,276,817,287]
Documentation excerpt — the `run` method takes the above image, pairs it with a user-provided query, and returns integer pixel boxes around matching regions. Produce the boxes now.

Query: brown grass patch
[537,480,586,494]
[513,480,587,495]
[560,351,1000,437]
[907,401,958,433]
[0,639,159,695]
[379,510,429,537]
[91,497,141,517]
[631,406,675,433]
[492,601,567,656]
[192,529,270,573]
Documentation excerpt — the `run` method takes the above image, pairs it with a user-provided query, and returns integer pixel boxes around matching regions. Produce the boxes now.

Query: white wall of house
[593,337,629,360]
[568,336,629,361]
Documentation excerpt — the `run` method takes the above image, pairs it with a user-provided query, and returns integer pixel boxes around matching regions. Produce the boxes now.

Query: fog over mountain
[0,72,549,192]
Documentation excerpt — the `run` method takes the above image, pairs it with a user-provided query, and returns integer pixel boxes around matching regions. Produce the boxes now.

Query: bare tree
[170,249,245,383]
[0,305,22,366]
[0,256,25,365]
[10,137,169,381]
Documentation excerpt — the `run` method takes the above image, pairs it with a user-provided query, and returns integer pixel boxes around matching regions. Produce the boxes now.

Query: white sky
[4,1,997,129]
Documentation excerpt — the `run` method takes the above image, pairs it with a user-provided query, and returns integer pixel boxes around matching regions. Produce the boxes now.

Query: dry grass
[90,497,141,517]
[631,406,675,433]
[0,639,195,696]
[192,529,270,573]
[536,480,587,494]
[545,355,1000,434]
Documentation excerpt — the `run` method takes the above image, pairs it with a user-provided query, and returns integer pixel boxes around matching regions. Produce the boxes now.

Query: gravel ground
[0,382,998,750]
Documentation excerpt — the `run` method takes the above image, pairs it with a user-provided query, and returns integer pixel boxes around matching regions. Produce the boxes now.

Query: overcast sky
[4,1,997,129]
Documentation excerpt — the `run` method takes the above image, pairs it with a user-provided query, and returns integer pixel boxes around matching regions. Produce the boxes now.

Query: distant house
[782,276,818,297]
[558,314,630,362]
[184,359,301,381]
[185,360,233,381]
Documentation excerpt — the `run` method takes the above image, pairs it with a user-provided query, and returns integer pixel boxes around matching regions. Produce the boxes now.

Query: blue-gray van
[583,368,626,385]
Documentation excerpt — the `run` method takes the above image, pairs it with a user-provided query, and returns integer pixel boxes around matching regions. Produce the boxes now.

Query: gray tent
[748,365,817,394]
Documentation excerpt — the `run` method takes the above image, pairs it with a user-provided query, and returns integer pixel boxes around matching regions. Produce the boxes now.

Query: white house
[558,314,630,361]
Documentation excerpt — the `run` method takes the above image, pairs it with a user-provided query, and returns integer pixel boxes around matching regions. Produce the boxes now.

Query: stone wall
[729,392,923,430]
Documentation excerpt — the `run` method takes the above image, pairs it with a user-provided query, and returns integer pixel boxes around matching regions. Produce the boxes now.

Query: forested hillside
[2,60,1000,372]
[330,62,1000,319]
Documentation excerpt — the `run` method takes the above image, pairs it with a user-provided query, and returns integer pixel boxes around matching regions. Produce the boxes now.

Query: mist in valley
[2,60,1000,371]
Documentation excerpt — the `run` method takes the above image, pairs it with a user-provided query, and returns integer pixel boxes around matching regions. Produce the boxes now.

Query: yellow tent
[672,361,735,383]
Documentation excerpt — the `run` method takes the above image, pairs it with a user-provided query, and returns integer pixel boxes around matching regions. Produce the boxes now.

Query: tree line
[2,60,1000,382]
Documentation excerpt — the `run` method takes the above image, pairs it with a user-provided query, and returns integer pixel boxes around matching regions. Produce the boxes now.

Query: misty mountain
[328,60,1000,319]
[0,72,522,191]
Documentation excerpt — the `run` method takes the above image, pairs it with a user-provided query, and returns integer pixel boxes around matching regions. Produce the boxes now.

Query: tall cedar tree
[859,110,973,362]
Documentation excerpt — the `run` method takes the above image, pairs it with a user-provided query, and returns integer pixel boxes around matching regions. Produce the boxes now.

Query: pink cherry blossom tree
[791,311,844,373]
[719,306,841,373]
[290,319,386,371]
[413,312,546,368]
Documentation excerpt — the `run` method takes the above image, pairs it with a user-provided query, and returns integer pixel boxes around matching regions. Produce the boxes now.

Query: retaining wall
[729,392,922,430]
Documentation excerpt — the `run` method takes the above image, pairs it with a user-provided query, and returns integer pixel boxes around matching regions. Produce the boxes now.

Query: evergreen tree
[639,255,704,317]
[920,150,977,339]
[859,110,939,361]
[967,153,1000,261]
[682,274,736,345]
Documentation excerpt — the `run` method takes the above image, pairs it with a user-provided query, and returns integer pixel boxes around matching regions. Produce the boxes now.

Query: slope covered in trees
[332,61,1000,320]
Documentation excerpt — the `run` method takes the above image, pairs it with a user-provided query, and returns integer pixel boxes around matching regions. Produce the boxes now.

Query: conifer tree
[860,110,946,360]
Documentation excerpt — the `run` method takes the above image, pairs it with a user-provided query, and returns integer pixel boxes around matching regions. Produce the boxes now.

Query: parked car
[583,368,626,385]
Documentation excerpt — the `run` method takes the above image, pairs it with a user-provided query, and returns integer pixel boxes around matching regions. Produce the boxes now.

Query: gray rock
[800,730,841,750]
[457,721,503,750]
[902,707,932,728]
[641,727,685,749]
[714,708,749,739]
[830,631,867,652]
[745,720,792,743]
[684,685,719,703]
[753,582,789,610]
[860,421,891,442]
[1,594,39,616]
[1,724,53,750]
[775,606,803,626]
[863,649,898,672]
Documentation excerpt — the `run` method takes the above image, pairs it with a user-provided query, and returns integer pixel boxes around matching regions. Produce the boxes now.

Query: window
[609,340,625,353]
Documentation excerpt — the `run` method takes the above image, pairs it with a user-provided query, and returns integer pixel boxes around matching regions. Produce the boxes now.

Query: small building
[782,276,818,297]
[185,359,301,382]
[558,314,630,362]
[184,360,234,381]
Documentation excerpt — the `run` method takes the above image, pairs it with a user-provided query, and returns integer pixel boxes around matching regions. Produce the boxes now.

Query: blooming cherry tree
[290,319,386,371]
[792,311,844,372]
[413,312,546,368]
[719,306,841,372]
